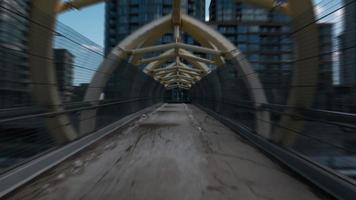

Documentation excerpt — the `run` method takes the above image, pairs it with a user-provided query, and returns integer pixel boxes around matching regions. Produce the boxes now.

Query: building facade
[54,49,74,102]
[104,0,205,100]
[209,0,293,104]
[209,0,333,107]
[339,0,356,86]
[335,0,356,113]
[0,0,32,108]
[316,23,334,109]
[104,0,205,55]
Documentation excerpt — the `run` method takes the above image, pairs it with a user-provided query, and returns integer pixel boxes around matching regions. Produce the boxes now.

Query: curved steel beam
[179,49,215,65]
[179,49,211,72]
[132,42,222,56]
[29,0,77,143]
[80,15,172,135]
[139,49,176,64]
[143,48,210,80]
[180,14,271,138]
[274,0,319,145]
[145,62,176,76]
[56,0,105,12]
[42,0,316,143]
[81,11,270,138]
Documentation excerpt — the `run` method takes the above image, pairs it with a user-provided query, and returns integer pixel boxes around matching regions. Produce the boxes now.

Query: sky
[58,0,212,46]
[58,0,344,84]
[58,0,342,46]
[58,3,105,46]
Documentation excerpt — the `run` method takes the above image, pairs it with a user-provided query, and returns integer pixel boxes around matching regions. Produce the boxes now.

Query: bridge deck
[8,104,326,200]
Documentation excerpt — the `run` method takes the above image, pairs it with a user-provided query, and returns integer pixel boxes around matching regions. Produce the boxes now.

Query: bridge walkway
[7,104,327,200]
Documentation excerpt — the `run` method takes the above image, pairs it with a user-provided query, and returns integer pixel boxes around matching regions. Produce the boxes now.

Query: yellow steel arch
[30,0,318,145]
[56,0,290,15]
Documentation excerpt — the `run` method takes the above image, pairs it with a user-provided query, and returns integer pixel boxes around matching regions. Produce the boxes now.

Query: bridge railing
[0,1,164,175]
[191,0,356,184]
[0,97,162,174]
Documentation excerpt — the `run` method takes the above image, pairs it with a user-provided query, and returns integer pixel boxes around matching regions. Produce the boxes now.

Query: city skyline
[57,0,344,87]
[59,0,212,46]
[1,1,356,198]
[58,0,342,46]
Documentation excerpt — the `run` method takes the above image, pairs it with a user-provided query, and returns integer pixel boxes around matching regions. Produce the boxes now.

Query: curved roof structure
[28,0,318,145]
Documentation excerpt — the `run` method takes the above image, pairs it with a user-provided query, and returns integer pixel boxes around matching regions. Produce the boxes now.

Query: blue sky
[58,3,105,46]
[58,0,342,46]
[58,0,343,84]
[58,0,212,46]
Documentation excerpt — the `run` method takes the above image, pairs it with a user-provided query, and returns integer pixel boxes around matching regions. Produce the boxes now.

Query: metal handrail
[0,97,161,124]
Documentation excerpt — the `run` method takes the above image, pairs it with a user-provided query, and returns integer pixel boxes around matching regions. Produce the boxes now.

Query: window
[238,26,247,33]
[248,35,260,43]
[248,44,259,51]
[249,54,260,62]
[238,35,247,42]
[238,44,247,52]
[249,26,259,33]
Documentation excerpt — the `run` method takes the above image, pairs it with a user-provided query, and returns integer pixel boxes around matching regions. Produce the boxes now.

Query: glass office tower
[209,0,333,107]
[336,0,356,112]
[105,0,205,55]
[340,0,356,86]
[0,0,32,108]
[209,0,293,104]
[104,0,205,101]
[54,49,74,103]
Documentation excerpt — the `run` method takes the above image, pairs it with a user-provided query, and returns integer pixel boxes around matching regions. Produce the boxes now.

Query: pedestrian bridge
[5,104,331,200]
[0,0,356,199]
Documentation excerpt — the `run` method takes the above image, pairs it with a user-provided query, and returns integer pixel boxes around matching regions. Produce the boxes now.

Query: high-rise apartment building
[339,0,356,86]
[104,0,205,100]
[209,0,293,104]
[0,0,32,108]
[334,0,356,113]
[316,23,334,109]
[209,0,333,106]
[54,49,74,102]
[104,0,205,55]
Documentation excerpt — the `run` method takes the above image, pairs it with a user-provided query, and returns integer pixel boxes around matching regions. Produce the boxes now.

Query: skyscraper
[0,0,32,108]
[209,0,334,107]
[209,0,293,104]
[104,0,205,101]
[54,49,74,102]
[104,0,205,55]
[316,23,334,109]
[339,0,356,86]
